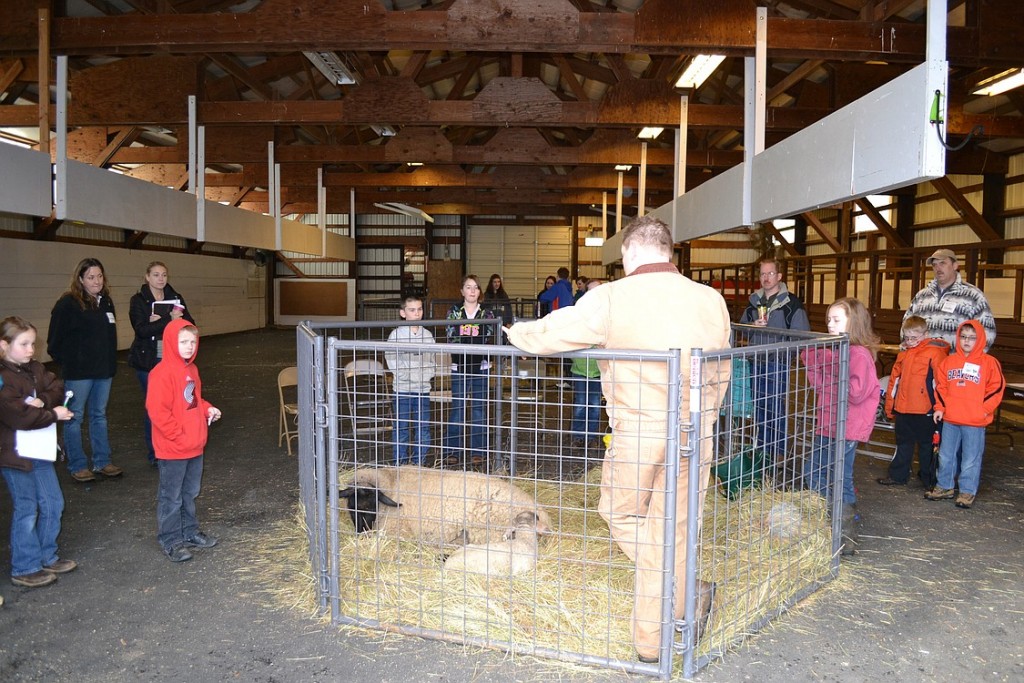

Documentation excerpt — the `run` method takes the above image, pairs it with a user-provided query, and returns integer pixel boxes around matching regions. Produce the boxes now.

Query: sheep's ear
[340,487,357,500]
[514,510,539,526]
[377,491,400,508]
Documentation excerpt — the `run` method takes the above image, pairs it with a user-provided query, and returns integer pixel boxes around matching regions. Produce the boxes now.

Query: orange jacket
[934,320,1005,427]
[883,337,950,418]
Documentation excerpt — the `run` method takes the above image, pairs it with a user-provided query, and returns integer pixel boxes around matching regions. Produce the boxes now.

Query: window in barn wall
[357,246,403,299]
[431,227,462,262]
[403,245,427,297]
[772,218,796,246]
[855,195,893,233]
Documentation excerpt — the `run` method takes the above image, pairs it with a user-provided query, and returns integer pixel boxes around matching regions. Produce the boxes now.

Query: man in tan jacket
[505,216,731,663]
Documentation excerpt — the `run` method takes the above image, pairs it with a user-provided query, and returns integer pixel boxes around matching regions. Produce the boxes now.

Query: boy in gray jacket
[385,296,437,465]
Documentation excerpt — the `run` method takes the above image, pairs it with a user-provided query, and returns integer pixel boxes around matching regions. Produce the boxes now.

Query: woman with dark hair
[47,257,122,483]
[536,275,556,318]
[483,273,512,327]
[128,261,195,466]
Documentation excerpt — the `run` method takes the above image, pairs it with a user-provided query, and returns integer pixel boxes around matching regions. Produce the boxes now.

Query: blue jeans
[135,369,156,463]
[804,436,858,505]
[157,455,204,551]
[394,392,431,465]
[935,422,985,495]
[445,373,489,454]
[751,360,790,460]
[62,377,113,473]
[2,463,65,576]
[571,375,602,437]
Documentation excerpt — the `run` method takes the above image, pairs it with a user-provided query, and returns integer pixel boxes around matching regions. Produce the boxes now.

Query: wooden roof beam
[801,211,844,252]
[32,10,1015,66]
[854,197,909,247]
[929,176,1002,242]
[91,126,140,167]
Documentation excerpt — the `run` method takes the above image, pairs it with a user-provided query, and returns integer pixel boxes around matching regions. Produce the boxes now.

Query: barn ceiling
[1,0,1023,222]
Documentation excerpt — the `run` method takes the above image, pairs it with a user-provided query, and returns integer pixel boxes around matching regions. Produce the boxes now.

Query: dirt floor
[1,327,1022,682]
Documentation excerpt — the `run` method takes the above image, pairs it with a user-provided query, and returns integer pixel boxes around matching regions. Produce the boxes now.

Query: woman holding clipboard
[128,262,194,466]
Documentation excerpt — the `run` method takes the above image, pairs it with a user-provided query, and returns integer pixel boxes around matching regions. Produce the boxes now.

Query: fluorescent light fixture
[772,218,796,229]
[406,162,423,167]
[675,54,726,89]
[972,68,1024,96]
[637,127,663,140]
[303,51,357,85]
[371,125,397,137]
[584,231,604,247]
[373,201,434,223]
[614,164,633,171]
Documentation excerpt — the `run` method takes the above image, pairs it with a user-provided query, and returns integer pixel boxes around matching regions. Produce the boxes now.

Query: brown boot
[693,579,716,644]
[840,504,858,556]
[637,580,716,664]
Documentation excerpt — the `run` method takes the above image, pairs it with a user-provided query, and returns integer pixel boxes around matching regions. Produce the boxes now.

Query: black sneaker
[184,532,218,549]
[165,544,193,563]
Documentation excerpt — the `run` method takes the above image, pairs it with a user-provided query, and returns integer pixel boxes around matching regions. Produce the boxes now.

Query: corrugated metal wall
[467,221,572,300]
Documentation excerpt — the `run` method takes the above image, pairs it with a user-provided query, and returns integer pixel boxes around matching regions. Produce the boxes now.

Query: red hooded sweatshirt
[934,320,1005,427]
[146,318,213,459]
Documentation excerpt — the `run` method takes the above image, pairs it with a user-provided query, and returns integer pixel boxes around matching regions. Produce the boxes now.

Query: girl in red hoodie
[146,319,222,562]
[925,320,1004,509]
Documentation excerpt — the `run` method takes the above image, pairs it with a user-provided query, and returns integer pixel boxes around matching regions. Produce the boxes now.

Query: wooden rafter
[34,8,1023,67]
[929,177,1002,242]
[762,222,800,257]
[801,211,844,253]
[0,59,25,95]
[853,197,909,248]
[91,126,140,167]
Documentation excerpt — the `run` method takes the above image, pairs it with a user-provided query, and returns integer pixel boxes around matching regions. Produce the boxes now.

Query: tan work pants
[598,425,712,660]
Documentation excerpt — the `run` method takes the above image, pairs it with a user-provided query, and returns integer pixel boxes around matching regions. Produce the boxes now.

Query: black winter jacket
[128,283,195,371]
[47,294,118,380]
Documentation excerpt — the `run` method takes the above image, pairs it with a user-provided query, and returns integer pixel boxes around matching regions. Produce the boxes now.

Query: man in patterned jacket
[904,248,996,352]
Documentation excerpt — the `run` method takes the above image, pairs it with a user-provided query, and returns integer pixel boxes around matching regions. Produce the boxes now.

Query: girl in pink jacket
[802,297,880,555]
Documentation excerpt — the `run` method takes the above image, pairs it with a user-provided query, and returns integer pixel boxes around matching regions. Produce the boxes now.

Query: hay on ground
[321,466,835,666]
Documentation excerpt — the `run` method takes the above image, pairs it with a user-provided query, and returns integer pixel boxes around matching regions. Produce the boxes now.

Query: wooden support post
[37,9,50,155]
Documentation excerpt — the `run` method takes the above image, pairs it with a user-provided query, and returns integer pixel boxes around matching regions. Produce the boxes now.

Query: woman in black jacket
[483,273,513,327]
[47,257,121,483]
[128,261,194,465]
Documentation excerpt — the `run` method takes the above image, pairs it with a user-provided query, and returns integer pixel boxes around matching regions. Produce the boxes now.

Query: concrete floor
[1,327,1022,682]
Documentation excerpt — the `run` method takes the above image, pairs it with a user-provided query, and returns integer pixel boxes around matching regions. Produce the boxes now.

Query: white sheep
[340,465,552,549]
[443,510,547,577]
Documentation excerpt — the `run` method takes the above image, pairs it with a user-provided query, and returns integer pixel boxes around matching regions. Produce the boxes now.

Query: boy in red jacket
[925,320,1004,509]
[878,316,950,488]
[146,319,222,562]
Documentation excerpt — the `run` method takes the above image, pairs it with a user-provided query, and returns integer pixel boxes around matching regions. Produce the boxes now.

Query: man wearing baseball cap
[903,248,996,351]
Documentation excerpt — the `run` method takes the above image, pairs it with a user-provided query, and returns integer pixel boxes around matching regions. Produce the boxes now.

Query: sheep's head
[503,510,550,540]
[339,486,400,533]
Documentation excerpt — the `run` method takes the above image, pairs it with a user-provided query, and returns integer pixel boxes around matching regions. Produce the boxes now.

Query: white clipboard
[16,423,57,461]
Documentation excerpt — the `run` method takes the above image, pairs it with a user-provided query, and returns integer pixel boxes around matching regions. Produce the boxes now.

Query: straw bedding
[255,466,835,668]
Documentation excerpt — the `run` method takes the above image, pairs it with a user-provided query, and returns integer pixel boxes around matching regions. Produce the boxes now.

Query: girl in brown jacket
[0,317,76,588]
